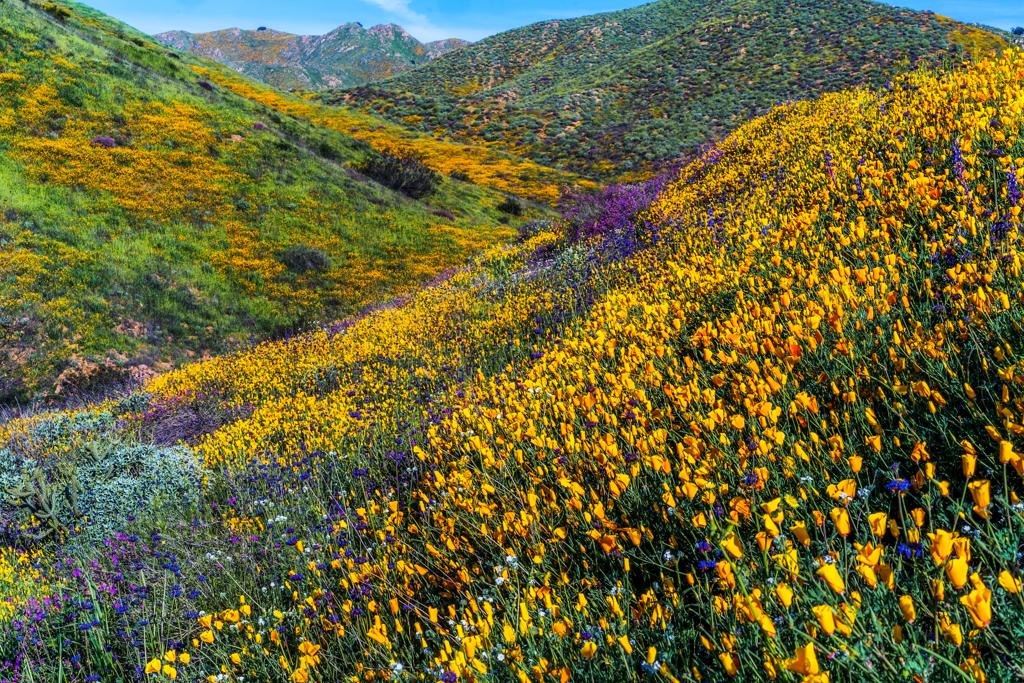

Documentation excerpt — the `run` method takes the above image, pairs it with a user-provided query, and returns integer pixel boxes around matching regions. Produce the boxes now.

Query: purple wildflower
[1008,168,1022,207]
[951,139,970,198]
[886,479,911,494]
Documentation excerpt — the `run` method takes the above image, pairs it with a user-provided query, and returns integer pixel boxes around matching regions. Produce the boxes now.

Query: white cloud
[404,22,493,41]
[358,0,491,41]
[362,0,426,23]
[363,0,413,14]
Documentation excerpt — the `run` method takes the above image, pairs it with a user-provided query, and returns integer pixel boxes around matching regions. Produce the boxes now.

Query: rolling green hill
[156,24,468,91]
[0,0,565,404]
[2,49,1024,683]
[335,0,1008,179]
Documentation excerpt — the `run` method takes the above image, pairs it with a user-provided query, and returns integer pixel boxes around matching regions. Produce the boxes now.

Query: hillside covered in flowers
[2,31,1024,683]
[0,0,580,403]
[337,0,1009,179]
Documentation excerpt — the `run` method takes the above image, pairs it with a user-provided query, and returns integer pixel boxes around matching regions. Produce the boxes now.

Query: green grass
[0,0,543,404]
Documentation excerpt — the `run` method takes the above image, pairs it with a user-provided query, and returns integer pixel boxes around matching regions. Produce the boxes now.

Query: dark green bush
[279,244,332,274]
[317,140,342,161]
[497,195,524,216]
[359,150,439,199]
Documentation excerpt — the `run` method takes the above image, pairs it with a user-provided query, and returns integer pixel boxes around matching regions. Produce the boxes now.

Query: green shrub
[75,442,202,539]
[1,440,203,542]
[279,244,332,274]
[497,195,524,216]
[359,150,439,199]
[316,140,343,161]
[0,448,27,495]
[18,411,116,456]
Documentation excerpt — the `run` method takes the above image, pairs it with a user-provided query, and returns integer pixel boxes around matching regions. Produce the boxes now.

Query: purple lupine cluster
[887,478,911,494]
[2,530,208,683]
[708,209,727,248]
[1008,168,1022,207]
[131,391,242,445]
[91,136,117,149]
[951,139,970,198]
[561,173,670,241]
[698,142,724,166]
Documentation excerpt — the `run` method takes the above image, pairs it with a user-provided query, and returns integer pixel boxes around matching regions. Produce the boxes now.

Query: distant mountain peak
[368,23,411,37]
[322,22,363,35]
[155,22,469,90]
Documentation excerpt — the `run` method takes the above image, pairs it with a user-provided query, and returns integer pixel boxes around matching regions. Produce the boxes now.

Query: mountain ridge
[155,22,469,90]
[335,0,1009,178]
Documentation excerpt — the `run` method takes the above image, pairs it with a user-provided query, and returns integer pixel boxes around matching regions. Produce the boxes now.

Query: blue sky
[84,0,1024,42]
[896,1,1023,31]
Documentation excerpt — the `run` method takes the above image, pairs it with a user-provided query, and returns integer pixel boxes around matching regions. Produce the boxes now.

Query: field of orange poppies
[2,47,1024,683]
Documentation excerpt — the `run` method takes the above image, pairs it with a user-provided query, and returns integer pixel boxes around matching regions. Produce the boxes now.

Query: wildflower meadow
[3,48,1024,682]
